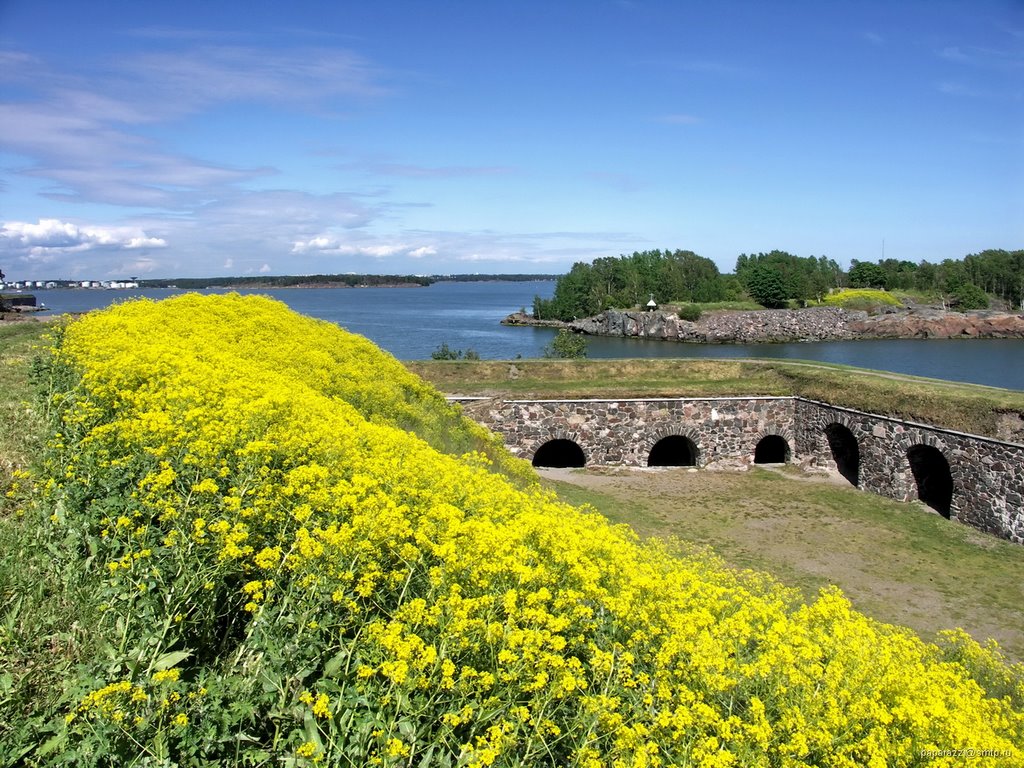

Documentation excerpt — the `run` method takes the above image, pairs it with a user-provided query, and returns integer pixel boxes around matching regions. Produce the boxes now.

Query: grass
[0,319,103,758]
[2,313,1024,759]
[4,318,1024,670]
[408,358,1024,440]
[0,322,51,479]
[542,465,1024,661]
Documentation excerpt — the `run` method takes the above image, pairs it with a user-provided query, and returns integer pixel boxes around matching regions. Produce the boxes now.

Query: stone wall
[474,396,797,467]
[794,399,1024,543]
[458,395,1024,544]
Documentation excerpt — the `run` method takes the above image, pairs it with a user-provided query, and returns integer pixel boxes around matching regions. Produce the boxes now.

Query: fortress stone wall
[454,396,1024,544]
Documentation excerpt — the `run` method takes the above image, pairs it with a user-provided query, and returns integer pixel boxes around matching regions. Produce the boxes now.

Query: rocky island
[503,306,1024,343]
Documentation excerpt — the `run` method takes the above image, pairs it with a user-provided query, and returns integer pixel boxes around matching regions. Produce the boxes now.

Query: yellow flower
[152,668,180,683]
[385,738,410,758]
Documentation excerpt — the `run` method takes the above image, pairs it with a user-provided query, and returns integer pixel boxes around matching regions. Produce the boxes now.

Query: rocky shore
[502,306,1024,343]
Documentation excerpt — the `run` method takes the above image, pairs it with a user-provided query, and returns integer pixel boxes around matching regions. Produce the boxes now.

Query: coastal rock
[559,307,1024,344]
[569,306,865,344]
[851,309,1024,339]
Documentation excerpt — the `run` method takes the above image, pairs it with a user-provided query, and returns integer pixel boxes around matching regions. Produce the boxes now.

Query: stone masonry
[455,396,1024,544]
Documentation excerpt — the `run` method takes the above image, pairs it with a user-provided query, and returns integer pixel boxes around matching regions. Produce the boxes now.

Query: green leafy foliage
[952,282,990,310]
[848,261,888,289]
[677,304,702,322]
[533,250,726,321]
[742,264,789,308]
[430,342,480,360]
[543,329,587,359]
[534,247,1021,322]
[735,251,842,305]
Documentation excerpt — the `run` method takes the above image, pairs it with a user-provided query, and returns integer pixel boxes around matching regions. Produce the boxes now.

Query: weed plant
[1,295,1022,766]
[822,289,903,311]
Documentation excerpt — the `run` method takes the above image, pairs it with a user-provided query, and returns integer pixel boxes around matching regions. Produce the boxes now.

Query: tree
[734,250,839,303]
[951,283,989,310]
[744,264,788,308]
[848,261,887,289]
[544,329,587,359]
[431,342,479,360]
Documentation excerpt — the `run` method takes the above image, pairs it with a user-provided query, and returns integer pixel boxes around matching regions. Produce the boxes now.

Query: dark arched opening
[824,423,860,487]
[532,439,586,468]
[754,435,790,464]
[647,435,698,467]
[907,444,953,519]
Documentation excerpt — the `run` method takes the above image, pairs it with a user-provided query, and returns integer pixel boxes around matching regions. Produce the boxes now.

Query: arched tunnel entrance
[754,435,790,464]
[824,423,860,487]
[532,439,586,468]
[648,435,698,467]
[907,444,953,519]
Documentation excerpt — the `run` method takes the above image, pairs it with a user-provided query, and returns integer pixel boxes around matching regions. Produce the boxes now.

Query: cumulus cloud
[0,218,167,255]
[291,236,435,259]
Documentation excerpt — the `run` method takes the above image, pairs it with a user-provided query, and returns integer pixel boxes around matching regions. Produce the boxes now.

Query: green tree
[735,250,839,303]
[848,261,888,289]
[951,283,989,310]
[744,264,788,308]
[535,249,727,321]
[544,329,588,358]
[431,342,479,360]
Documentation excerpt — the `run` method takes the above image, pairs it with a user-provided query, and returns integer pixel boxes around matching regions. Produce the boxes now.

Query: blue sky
[1,0,1021,280]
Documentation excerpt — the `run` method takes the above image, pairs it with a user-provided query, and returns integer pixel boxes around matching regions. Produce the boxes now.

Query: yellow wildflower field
[35,294,1023,766]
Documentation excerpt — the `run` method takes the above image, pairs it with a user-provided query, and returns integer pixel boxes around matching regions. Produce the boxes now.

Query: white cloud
[291,237,433,259]
[223,258,234,269]
[259,263,272,273]
[0,218,167,254]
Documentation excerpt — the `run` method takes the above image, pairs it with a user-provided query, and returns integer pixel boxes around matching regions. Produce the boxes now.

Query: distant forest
[139,274,434,289]
[136,273,558,290]
[533,248,1024,320]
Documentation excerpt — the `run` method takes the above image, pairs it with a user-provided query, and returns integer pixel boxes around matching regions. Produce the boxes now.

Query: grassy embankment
[3,306,1024,765]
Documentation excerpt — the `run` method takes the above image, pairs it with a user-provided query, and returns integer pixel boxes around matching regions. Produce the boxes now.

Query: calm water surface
[25,282,1024,390]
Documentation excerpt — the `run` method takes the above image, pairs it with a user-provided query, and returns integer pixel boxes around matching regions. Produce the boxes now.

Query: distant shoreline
[2,274,558,293]
[503,306,1024,343]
